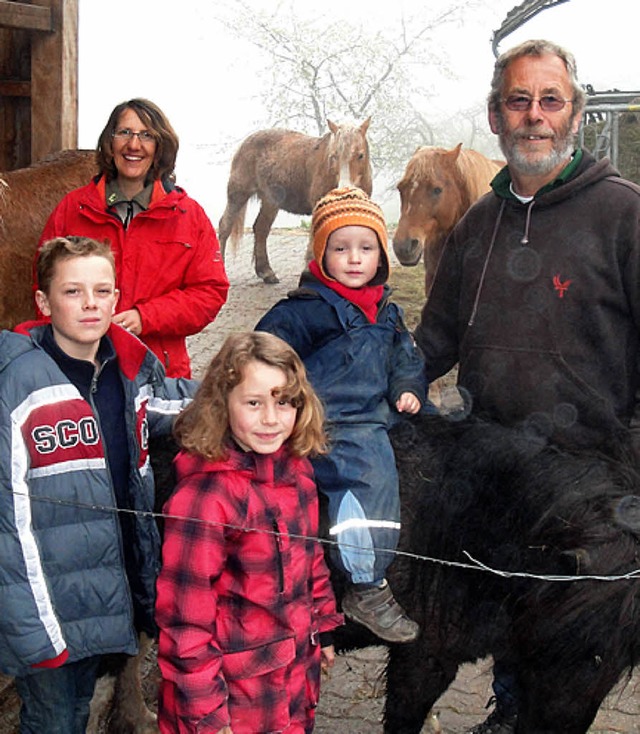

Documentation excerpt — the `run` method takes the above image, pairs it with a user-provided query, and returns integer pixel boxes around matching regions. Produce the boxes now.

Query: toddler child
[256,186,428,643]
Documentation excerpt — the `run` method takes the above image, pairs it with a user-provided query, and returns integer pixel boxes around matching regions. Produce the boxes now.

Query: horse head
[314,118,372,201]
[393,144,501,295]
[393,144,468,265]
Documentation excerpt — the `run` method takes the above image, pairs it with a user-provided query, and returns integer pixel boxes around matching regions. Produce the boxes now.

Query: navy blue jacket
[256,277,427,426]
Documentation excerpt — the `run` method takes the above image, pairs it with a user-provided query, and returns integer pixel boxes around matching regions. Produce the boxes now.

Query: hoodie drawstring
[468,198,537,327]
[520,199,536,245]
[468,199,506,327]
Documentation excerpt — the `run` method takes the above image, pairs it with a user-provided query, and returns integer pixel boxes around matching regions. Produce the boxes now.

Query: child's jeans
[15,655,101,734]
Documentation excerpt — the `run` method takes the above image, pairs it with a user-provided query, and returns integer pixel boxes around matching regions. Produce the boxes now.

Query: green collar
[492,148,583,200]
[106,180,153,209]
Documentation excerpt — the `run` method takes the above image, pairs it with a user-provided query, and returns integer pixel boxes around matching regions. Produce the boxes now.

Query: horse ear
[327,119,338,134]
[448,143,463,161]
[360,117,371,135]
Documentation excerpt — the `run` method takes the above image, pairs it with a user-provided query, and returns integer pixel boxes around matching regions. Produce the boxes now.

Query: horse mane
[402,146,442,183]
[456,149,502,201]
[403,146,501,204]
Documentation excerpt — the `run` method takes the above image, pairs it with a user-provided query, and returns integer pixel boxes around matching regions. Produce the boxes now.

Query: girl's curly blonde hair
[174,331,327,460]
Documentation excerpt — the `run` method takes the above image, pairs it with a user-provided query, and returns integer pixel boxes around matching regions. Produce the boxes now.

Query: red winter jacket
[38,176,229,377]
[156,443,343,734]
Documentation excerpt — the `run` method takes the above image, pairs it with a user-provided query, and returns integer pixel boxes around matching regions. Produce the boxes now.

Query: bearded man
[414,39,640,734]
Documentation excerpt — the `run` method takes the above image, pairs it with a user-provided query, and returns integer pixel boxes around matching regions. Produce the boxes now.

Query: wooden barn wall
[0,0,78,171]
[0,25,32,170]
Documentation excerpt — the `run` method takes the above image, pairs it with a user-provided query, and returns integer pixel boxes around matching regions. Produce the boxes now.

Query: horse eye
[433,186,443,196]
[358,153,364,160]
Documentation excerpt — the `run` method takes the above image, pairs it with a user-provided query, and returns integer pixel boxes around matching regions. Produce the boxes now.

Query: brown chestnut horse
[218,118,372,284]
[393,143,503,295]
[0,149,97,329]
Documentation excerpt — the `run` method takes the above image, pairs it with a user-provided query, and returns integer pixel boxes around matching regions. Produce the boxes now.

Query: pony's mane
[328,124,367,160]
[405,146,499,195]
[405,146,445,182]
[456,149,501,200]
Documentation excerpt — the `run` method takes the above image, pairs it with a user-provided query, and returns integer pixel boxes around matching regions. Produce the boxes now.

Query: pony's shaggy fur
[393,144,502,294]
[217,119,372,284]
[334,414,640,734]
[0,150,97,329]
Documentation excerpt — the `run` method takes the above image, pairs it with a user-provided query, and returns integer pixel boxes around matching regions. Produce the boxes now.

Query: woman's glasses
[503,95,573,112]
[112,128,156,143]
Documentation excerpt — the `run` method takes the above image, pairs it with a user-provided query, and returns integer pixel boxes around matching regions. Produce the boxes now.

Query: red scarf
[309,261,383,324]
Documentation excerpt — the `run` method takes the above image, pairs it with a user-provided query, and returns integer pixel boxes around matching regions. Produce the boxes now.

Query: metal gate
[580,93,640,168]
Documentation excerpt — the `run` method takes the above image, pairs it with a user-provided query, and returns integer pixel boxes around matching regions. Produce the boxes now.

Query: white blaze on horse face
[335,128,354,187]
[338,160,352,188]
[406,180,420,213]
[332,123,370,191]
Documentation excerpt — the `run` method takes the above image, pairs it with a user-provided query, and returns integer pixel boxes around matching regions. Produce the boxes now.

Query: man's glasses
[503,95,573,112]
[112,128,156,143]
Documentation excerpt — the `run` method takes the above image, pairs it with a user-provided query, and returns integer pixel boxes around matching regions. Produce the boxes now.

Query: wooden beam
[0,1,52,31]
[30,0,79,159]
[0,79,31,96]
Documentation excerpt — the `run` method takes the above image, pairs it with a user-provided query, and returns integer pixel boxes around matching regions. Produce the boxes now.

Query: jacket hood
[4,321,155,382]
[294,269,393,301]
[533,152,619,206]
[493,149,619,207]
[174,443,294,484]
[0,329,35,374]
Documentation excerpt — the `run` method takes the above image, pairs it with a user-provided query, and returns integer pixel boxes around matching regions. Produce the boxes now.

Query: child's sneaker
[342,580,419,643]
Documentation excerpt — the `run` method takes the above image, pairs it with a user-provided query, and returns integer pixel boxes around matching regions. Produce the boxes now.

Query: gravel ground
[1,230,639,732]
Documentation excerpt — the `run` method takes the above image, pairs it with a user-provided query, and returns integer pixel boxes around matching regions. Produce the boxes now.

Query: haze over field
[77,0,638,222]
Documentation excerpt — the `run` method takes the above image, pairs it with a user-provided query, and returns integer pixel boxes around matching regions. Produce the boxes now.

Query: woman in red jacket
[39,98,229,378]
[156,332,343,734]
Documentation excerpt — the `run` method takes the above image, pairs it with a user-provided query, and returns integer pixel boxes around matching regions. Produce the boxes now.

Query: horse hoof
[262,273,280,284]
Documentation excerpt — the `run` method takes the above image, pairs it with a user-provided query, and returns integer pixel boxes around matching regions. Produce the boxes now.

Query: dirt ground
[2,230,640,732]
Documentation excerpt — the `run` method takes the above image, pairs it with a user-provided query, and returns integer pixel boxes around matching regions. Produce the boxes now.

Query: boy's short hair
[37,236,116,294]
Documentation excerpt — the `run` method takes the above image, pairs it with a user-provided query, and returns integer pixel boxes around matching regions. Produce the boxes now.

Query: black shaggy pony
[148,416,640,734]
[337,414,640,734]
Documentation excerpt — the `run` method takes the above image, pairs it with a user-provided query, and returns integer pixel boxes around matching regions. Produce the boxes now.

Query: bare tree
[215,0,484,178]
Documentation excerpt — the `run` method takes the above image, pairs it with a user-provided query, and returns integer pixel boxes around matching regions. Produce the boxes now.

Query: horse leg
[424,239,444,299]
[383,638,457,734]
[106,632,159,734]
[516,660,620,734]
[253,200,279,284]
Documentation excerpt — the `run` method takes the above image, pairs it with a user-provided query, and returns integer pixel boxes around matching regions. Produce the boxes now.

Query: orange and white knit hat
[311,186,389,285]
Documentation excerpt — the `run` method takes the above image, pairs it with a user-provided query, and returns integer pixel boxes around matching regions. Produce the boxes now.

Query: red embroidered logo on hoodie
[553,274,572,298]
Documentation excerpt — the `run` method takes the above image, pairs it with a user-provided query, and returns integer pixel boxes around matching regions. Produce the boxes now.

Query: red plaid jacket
[156,442,343,733]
